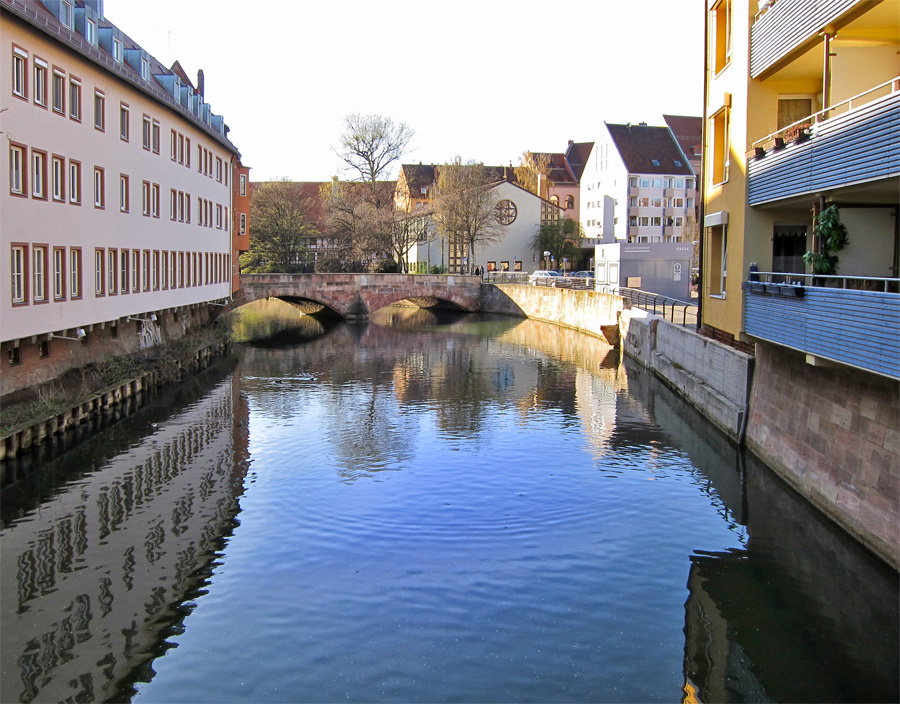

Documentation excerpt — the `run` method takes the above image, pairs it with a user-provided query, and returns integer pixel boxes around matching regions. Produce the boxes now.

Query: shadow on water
[624,358,899,704]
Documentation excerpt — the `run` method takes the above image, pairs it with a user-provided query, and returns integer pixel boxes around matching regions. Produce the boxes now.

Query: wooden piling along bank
[0,341,231,463]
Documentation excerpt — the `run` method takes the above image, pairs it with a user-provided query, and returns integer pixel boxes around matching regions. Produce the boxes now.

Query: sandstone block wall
[481,284,623,343]
[620,309,754,442]
[746,342,900,569]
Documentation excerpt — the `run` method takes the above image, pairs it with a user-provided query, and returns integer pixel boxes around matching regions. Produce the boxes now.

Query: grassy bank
[1,324,230,436]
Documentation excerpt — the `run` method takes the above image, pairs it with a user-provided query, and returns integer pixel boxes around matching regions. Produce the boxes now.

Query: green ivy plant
[803,205,848,275]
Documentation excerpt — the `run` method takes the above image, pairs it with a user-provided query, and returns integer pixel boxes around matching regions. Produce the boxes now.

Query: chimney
[568,139,574,146]
[197,69,205,98]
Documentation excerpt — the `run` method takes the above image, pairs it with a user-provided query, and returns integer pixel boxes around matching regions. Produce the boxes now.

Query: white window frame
[33,58,47,107]
[52,156,64,201]
[33,247,47,302]
[32,151,46,198]
[9,145,25,195]
[12,48,27,99]
[69,77,81,120]
[93,167,104,208]
[11,245,26,304]
[94,90,105,130]
[69,160,81,204]
[52,69,65,114]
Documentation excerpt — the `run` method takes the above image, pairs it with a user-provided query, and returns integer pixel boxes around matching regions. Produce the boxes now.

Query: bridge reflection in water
[0,300,896,703]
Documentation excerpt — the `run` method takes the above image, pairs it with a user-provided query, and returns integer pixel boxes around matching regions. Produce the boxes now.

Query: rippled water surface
[1,300,897,703]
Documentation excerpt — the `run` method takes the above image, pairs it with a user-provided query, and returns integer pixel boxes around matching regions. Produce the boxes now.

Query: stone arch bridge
[233,273,484,320]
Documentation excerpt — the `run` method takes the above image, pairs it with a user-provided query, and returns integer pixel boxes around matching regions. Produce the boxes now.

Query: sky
[105,0,705,183]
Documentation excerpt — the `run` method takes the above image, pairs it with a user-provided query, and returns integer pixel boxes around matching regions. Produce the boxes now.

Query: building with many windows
[1,0,249,396]
[580,122,697,246]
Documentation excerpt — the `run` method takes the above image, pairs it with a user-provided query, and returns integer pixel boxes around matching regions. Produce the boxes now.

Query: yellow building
[701,0,899,363]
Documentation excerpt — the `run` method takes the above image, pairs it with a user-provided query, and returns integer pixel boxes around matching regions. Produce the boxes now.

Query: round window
[495,199,517,225]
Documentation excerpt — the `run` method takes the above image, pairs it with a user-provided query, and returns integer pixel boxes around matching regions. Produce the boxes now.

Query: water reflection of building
[624,358,898,704]
[0,370,249,703]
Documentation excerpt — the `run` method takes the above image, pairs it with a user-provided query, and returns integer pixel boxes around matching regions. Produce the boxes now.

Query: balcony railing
[742,272,900,379]
[747,81,900,205]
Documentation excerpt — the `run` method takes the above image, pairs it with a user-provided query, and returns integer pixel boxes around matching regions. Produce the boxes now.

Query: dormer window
[113,38,122,62]
[651,159,660,167]
[673,159,682,167]
[140,58,149,81]
[86,20,95,44]
[61,0,73,28]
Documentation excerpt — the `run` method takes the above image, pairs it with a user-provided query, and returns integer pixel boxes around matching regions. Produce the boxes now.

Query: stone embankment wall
[481,284,624,344]
[746,342,899,569]
[0,340,229,463]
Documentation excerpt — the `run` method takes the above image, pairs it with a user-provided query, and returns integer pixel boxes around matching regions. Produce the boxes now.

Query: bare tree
[514,151,551,197]
[242,179,319,272]
[335,113,414,209]
[319,179,396,272]
[433,159,504,273]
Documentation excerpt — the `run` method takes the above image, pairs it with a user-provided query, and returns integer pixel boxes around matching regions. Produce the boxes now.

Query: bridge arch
[234,273,483,321]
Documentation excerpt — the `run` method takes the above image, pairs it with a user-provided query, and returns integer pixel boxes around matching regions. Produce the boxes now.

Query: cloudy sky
[105,0,705,182]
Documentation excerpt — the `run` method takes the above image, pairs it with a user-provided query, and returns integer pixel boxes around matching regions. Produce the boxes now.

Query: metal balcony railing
[616,288,698,328]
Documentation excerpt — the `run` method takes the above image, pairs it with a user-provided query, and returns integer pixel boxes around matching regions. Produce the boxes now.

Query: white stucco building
[581,122,696,244]
[1,0,249,396]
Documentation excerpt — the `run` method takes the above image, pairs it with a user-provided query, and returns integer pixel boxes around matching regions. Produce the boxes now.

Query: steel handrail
[748,271,899,293]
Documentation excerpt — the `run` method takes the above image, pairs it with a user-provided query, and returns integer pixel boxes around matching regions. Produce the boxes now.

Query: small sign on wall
[627,276,642,288]
[673,263,682,281]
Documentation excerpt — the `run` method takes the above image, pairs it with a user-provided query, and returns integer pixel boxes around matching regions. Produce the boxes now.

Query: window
[224,207,228,231]
[675,178,685,189]
[170,190,177,220]
[197,144,203,171]
[52,69,65,114]
[85,19,95,44]
[240,212,247,234]
[152,251,159,289]
[186,138,191,168]
[142,250,150,290]
[710,107,729,184]
[33,246,47,302]
[32,150,46,199]
[778,97,814,130]
[140,58,149,82]
[9,144,25,195]
[178,191,185,222]
[11,244,27,304]
[170,251,177,289]
[240,174,246,196]
[61,0,72,28]
[113,38,122,62]
[674,197,684,208]
[69,160,81,204]
[94,90,105,130]
[120,103,129,141]
[162,251,169,289]
[119,174,129,212]
[674,160,682,167]
[216,204,223,229]
[51,156,64,201]
[94,167,105,208]
[711,0,732,74]
[33,59,47,106]
[94,248,105,296]
[144,117,152,150]
[151,183,160,217]
[651,159,660,167]
[686,178,695,190]
[707,225,727,296]
[70,248,82,299]
[185,194,191,223]
[216,157,222,182]
[151,120,160,153]
[178,134,185,164]
[12,47,27,99]
[564,195,574,210]
[69,77,81,120]
[108,249,117,294]
[142,180,151,215]
[651,178,663,189]
[131,250,139,292]
[170,129,177,159]
[120,248,129,293]
[53,247,65,299]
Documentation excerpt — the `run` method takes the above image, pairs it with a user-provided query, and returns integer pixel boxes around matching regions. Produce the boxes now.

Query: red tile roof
[605,123,694,175]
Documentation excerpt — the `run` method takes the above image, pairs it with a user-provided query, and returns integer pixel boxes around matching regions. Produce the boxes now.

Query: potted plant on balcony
[803,204,848,276]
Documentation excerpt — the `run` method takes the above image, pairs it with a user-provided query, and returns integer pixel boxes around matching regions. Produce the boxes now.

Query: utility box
[594,242,693,300]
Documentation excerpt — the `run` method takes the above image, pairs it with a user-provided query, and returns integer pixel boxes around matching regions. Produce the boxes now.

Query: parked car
[528,270,563,285]
[572,270,594,278]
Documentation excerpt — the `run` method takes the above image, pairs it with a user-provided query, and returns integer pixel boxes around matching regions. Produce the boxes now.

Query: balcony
[742,273,900,379]
[750,0,860,78]
[747,81,899,206]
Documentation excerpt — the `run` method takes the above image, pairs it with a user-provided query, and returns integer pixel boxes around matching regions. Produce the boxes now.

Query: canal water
[1,299,897,703]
